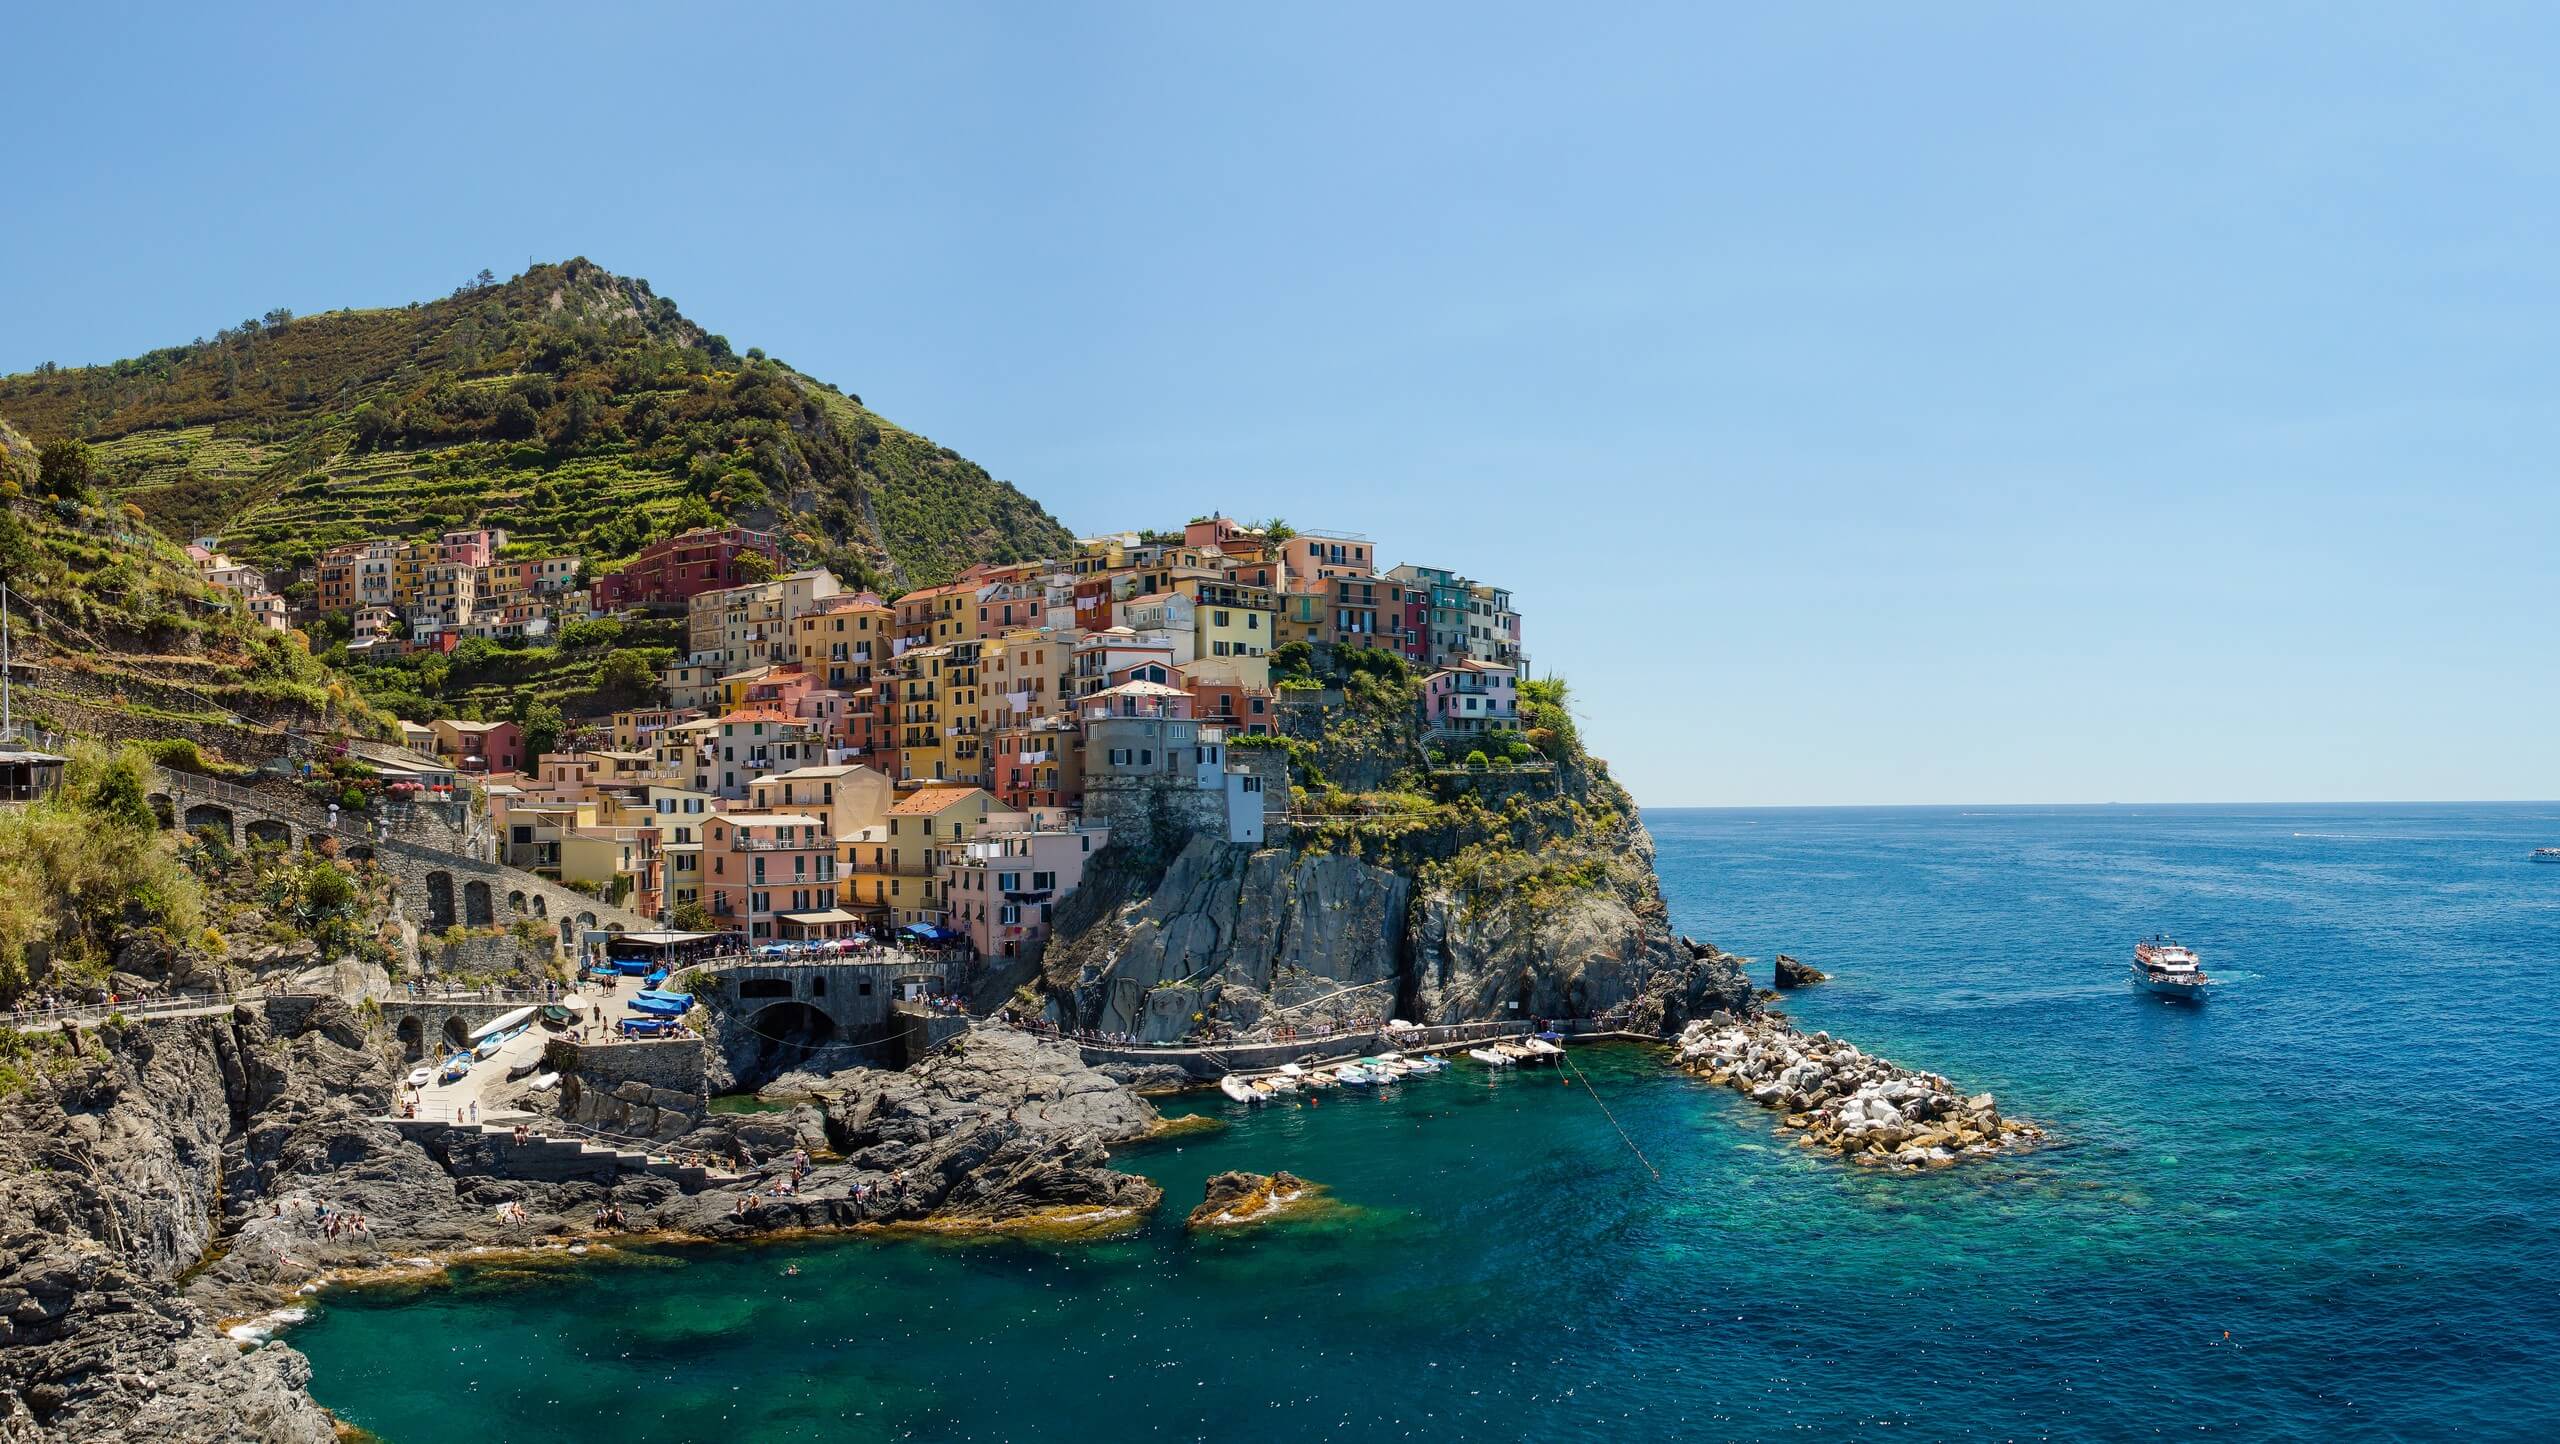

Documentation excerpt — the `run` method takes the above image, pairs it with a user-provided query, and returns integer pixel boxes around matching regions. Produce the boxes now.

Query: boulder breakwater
[1674,1015,2041,1167]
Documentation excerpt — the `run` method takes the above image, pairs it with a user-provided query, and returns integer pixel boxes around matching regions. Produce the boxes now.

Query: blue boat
[619,1017,677,1038]
[635,989,694,1007]
[626,995,689,1018]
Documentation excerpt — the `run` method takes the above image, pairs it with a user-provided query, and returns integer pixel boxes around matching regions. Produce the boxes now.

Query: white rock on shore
[1674,1014,2041,1168]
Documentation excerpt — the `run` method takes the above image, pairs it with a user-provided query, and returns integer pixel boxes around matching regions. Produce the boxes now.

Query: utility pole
[2,579,13,743]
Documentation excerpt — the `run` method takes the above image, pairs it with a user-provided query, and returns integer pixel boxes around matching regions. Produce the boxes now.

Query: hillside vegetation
[0,416,381,747]
[0,259,1071,590]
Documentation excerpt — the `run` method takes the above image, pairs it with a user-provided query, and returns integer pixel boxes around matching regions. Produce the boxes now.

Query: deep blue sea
[293,804,2560,1442]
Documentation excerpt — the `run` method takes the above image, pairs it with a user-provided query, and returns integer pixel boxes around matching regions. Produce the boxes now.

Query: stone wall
[1086,777,1229,856]
[557,1037,709,1142]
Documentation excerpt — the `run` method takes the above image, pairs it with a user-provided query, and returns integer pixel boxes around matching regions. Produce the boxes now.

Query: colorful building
[940,824,1108,960]
[590,526,784,612]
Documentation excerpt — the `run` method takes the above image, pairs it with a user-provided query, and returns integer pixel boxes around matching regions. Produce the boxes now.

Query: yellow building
[892,645,953,785]
[793,593,892,691]
[1178,577,1276,687]
[882,785,1031,929]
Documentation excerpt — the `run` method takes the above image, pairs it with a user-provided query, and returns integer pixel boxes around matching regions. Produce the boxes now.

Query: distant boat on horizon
[2533,848,2560,864]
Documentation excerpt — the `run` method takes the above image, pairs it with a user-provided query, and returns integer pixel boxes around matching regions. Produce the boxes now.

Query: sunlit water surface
[294,804,2560,1441]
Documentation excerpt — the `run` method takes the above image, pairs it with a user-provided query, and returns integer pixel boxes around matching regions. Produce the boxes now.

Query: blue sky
[6,4,2552,805]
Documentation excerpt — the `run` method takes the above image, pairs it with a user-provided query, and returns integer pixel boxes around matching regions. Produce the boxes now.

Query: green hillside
[0,259,1071,591]
[0,415,385,749]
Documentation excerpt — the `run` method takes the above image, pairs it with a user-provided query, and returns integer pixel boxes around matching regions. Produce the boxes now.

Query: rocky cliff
[1038,658,1751,1041]
[0,1009,350,1443]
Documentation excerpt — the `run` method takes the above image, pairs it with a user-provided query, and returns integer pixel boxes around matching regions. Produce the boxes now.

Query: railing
[3,988,310,1032]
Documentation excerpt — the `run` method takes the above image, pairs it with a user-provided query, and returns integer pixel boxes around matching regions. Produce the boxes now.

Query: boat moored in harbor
[2132,935,2212,1001]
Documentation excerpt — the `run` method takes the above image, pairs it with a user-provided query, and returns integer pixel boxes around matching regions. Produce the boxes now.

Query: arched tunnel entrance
[442,1016,470,1051]
[396,1015,424,1060]
[742,1001,837,1080]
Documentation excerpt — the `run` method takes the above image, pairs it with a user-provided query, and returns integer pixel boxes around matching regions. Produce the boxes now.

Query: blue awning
[903,922,935,938]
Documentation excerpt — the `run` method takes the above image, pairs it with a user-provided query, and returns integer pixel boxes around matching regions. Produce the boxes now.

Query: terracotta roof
[889,785,990,816]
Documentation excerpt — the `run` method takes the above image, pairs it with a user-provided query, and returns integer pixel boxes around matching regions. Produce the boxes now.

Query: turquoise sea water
[293,804,2560,1442]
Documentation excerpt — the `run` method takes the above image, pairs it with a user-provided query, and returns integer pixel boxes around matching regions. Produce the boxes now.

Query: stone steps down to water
[1675,1015,2041,1168]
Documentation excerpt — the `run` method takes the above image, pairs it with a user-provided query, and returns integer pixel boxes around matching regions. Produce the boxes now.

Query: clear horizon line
[1637,798,2560,811]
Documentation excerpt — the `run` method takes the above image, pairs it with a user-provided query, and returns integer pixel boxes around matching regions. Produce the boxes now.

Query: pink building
[1423,659,1519,738]
[702,811,842,941]
[940,826,1108,960]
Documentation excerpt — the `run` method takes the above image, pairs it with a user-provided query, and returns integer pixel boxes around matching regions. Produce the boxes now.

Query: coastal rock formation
[1186,1170,1324,1229]
[1043,826,1753,1043]
[1675,1015,2041,1168]
[649,1027,1166,1237]
[1773,953,1828,990]
[0,1009,343,1443]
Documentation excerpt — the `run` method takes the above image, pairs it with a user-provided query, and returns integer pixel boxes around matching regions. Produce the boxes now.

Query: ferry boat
[2131,935,2211,1001]
[2533,848,2560,864]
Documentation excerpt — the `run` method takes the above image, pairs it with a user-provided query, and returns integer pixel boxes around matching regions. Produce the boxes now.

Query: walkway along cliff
[1031,651,1754,1043]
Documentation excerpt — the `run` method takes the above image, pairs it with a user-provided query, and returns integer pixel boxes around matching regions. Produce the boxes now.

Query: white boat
[1219,1074,1260,1104]
[468,1006,538,1043]
[405,1066,433,1089]
[1334,1066,1376,1086]
[2132,935,2212,1001]
[1520,1038,1565,1058]
[1467,1048,1511,1066]
[1278,1063,1306,1078]
[528,1071,561,1093]
[1266,1073,1298,1094]
[2534,848,2560,864]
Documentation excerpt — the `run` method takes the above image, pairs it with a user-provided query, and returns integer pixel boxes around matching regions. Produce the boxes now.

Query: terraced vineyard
[0,259,1071,589]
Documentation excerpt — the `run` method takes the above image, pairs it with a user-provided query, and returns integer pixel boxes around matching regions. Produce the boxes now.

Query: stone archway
[464,879,494,925]
[396,1015,424,1060]
[532,895,547,918]
[507,890,527,915]
[183,804,235,845]
[425,872,456,930]
[245,818,293,850]
[441,1016,469,1050]
[744,1001,837,1077]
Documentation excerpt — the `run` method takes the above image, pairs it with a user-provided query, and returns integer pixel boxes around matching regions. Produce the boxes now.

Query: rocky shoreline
[0,1009,1172,1442]
[1674,1014,2042,1168]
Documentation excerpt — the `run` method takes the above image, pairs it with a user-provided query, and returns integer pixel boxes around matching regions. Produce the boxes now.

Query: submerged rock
[1185,1170,1324,1229]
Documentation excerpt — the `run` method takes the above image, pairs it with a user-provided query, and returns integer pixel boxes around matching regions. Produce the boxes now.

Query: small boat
[1467,1048,1510,1066]
[2132,935,2212,1001]
[404,1065,433,1089]
[1220,1075,1260,1104]
[1250,1078,1279,1099]
[1266,1073,1298,1094]
[539,1004,571,1029]
[1334,1066,1376,1086]
[506,1056,542,1081]
[472,1032,513,1061]
[1519,1038,1565,1059]
[2534,848,2560,864]
[1278,1063,1306,1079]
[436,1051,473,1084]
[528,1071,561,1093]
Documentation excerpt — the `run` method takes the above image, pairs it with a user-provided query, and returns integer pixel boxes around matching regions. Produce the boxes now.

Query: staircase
[383,1113,735,1191]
